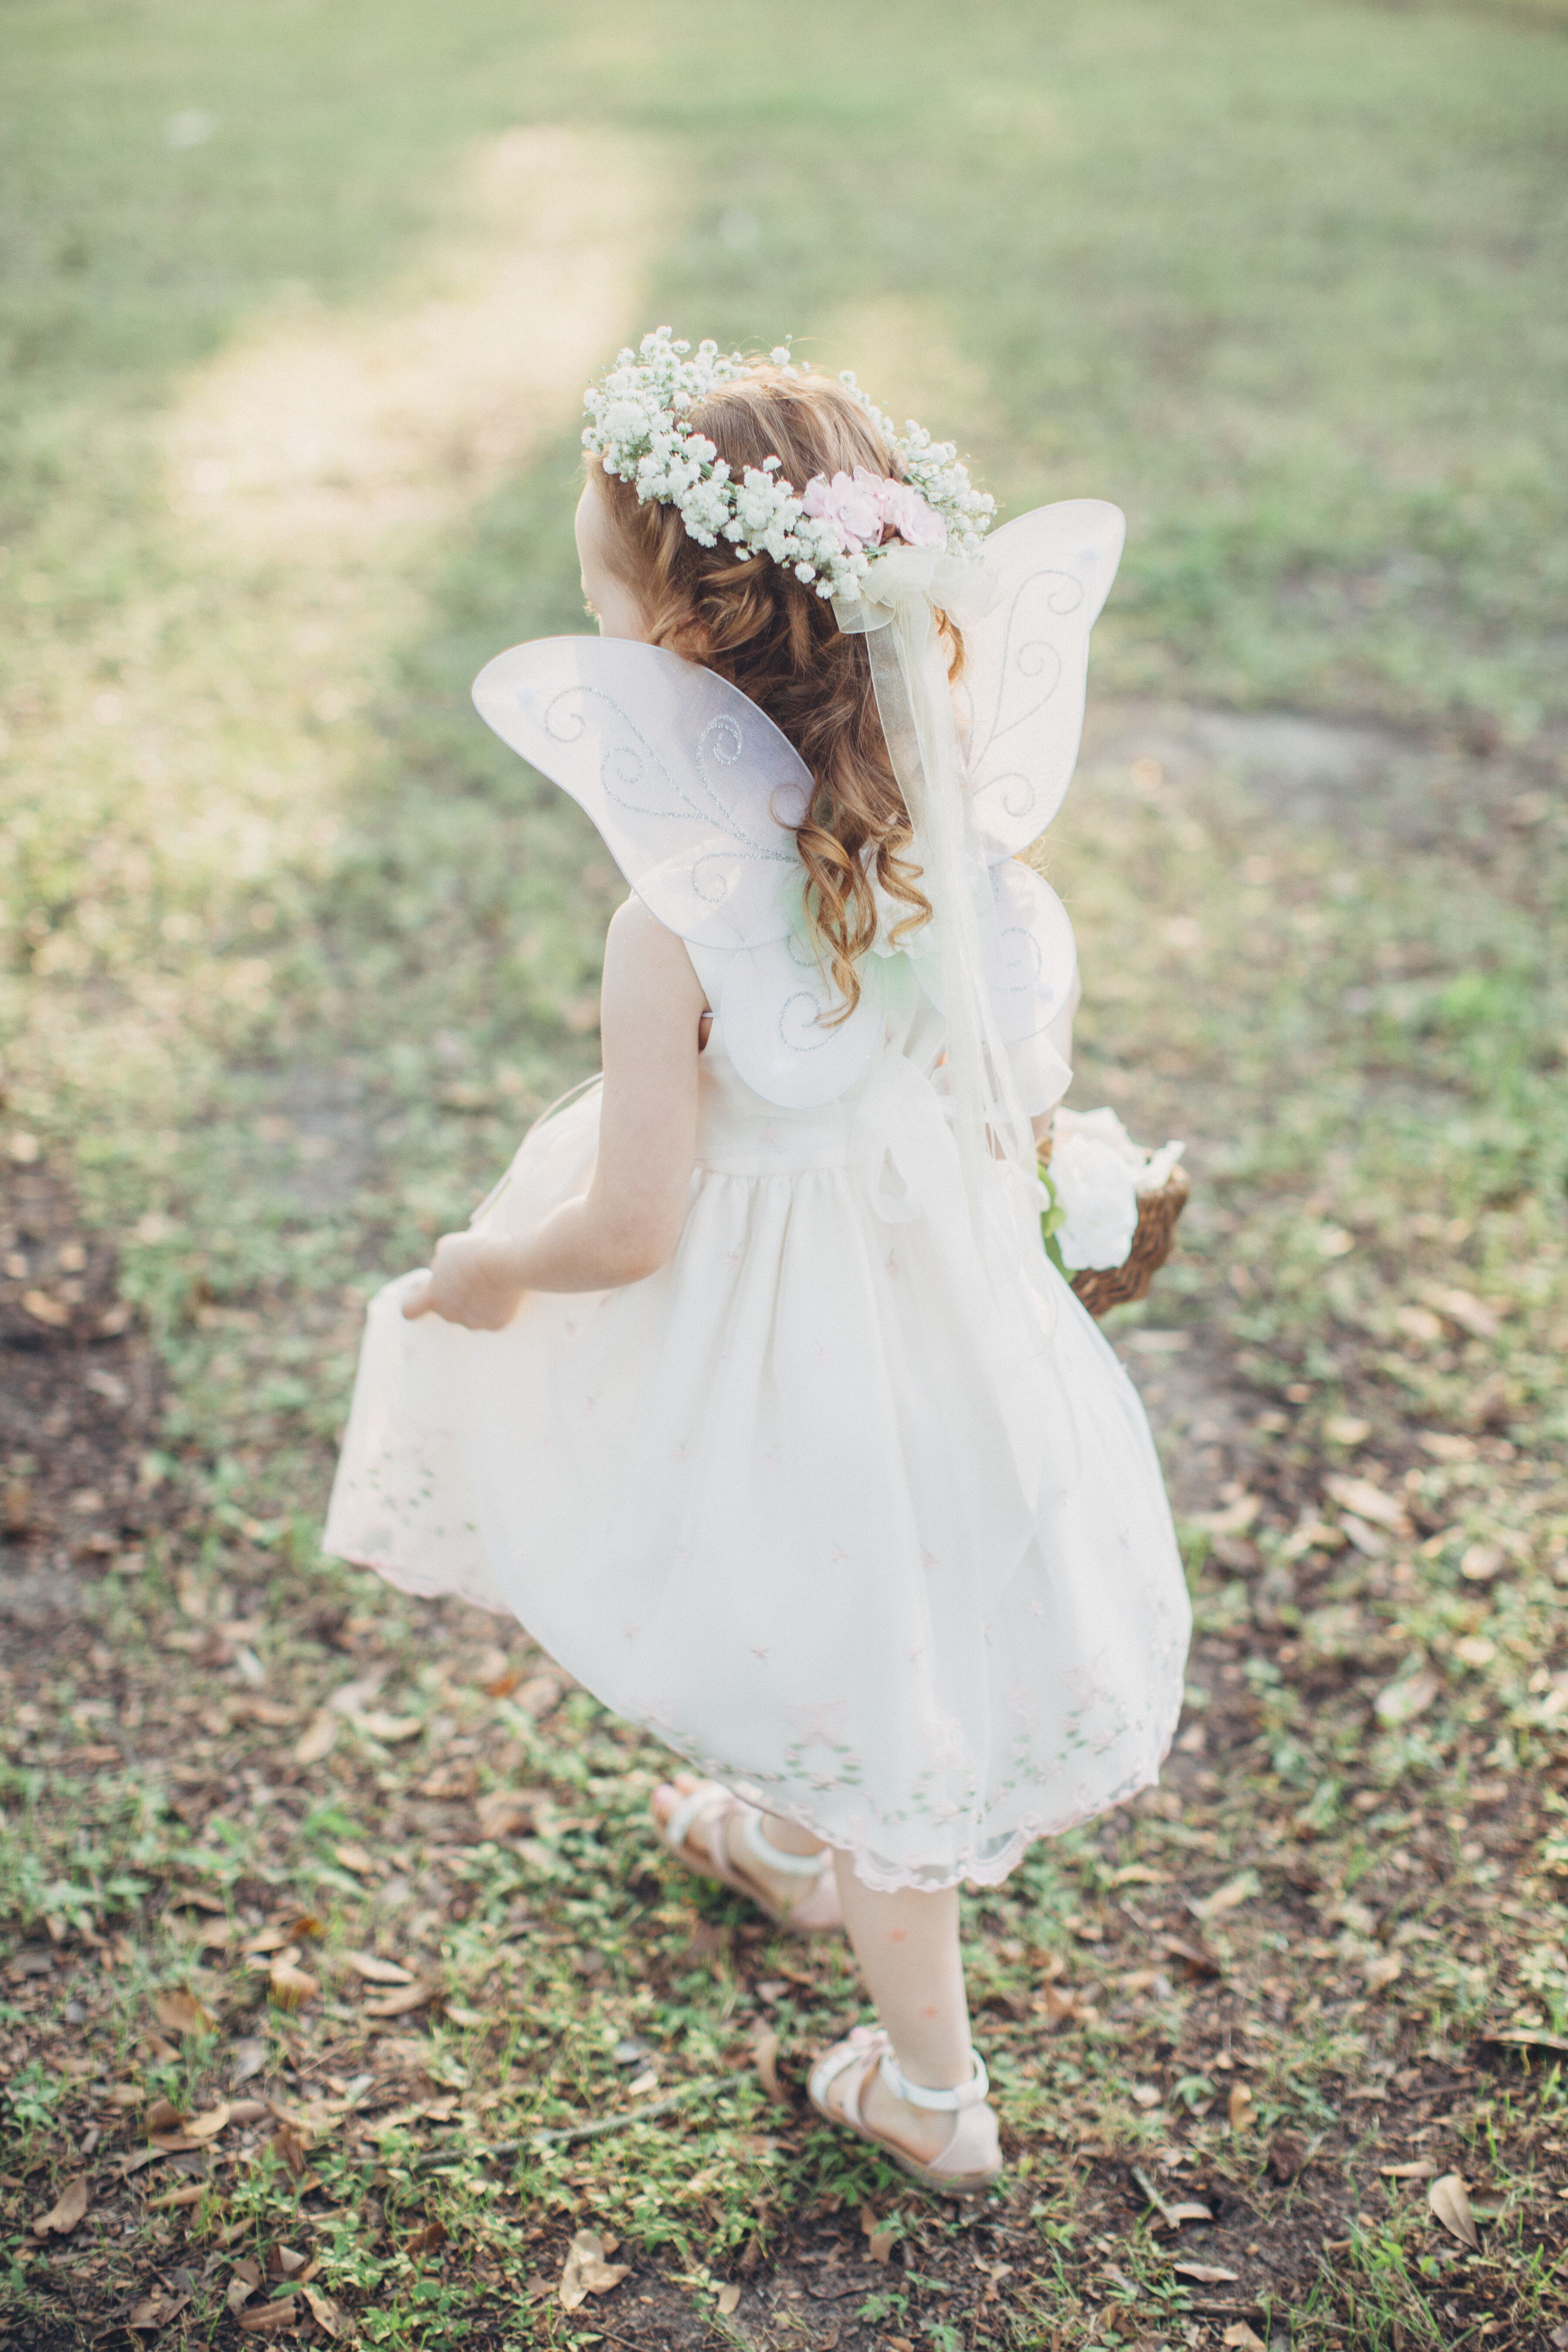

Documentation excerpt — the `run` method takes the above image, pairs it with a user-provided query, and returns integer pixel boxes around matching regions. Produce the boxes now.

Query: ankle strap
[879,2044,990,2112]
[743,1808,832,1880]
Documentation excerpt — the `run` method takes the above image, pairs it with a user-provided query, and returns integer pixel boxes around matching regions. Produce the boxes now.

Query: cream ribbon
[834,546,1050,1327]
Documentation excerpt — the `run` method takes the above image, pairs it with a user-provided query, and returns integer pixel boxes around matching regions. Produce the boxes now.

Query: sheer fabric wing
[472,637,812,952]
[959,500,1125,860]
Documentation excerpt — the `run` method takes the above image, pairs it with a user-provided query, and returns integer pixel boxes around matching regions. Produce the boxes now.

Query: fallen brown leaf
[227,2260,262,2315]
[1227,2082,1256,2133]
[303,2287,345,2339]
[1429,2172,1480,2251]
[144,2097,187,2135]
[405,2218,448,2257]
[559,2228,630,2311]
[473,1789,535,1841]
[1381,2160,1437,2180]
[1162,1931,1222,1979]
[361,1981,433,2018]
[270,2121,308,2179]
[331,1842,375,1876]
[293,1710,338,1766]
[269,1960,319,2011]
[154,1987,212,2037]
[353,1710,422,1743]
[185,2102,231,2142]
[515,1672,562,1718]
[1037,1982,1096,2029]
[1222,2326,1267,2352]
[1483,2025,1568,2056]
[1173,2260,1240,2284]
[342,1950,415,1986]
[444,2000,488,2028]
[237,2301,301,2335]
[267,2247,308,2281]
[752,2026,783,2102]
[1365,1950,1404,1991]
[1268,2132,1305,2182]
[1374,1667,1440,1728]
[1193,1870,1259,1919]
[33,2177,88,2237]
[715,2282,741,2315]
[1324,1474,1409,1532]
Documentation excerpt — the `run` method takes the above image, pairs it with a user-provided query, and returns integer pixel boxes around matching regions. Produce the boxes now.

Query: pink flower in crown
[801,466,885,554]
[877,476,946,550]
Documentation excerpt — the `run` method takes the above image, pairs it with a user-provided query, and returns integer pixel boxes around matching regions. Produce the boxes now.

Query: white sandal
[655,1780,842,1934]
[808,2026,1003,2198]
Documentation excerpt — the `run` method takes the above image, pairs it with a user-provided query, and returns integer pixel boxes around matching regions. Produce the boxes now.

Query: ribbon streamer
[834,546,1050,1322]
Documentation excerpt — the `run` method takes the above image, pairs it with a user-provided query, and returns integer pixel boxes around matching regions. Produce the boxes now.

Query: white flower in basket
[1043,1107,1186,1275]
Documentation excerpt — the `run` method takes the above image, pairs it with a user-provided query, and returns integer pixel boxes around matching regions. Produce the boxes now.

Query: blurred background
[3,3,1568,2341]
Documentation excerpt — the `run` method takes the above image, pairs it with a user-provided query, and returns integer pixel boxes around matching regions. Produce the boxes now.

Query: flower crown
[582,327,995,604]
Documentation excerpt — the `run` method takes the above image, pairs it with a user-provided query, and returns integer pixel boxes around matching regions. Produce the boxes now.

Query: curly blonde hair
[588,361,963,1016]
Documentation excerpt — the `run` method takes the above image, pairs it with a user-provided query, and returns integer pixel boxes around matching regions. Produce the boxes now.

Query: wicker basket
[1037,1141,1190,1320]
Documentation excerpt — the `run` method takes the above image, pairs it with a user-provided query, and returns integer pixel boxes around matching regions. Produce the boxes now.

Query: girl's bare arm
[403,898,706,1328]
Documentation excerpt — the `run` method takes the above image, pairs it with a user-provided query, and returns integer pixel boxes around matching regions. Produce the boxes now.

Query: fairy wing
[957,500,1125,860]
[473,636,811,952]
[474,635,890,1107]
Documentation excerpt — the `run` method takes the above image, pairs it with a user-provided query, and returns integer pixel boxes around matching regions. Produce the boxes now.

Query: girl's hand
[402,1232,527,1329]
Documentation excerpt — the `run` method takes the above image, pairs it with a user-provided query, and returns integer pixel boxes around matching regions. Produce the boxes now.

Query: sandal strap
[809,2028,885,2133]
[879,2044,990,2112]
[742,1809,832,1880]
[659,1780,730,1865]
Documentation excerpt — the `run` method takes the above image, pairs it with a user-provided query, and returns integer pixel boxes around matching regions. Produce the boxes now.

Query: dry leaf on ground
[342,1950,415,1986]
[269,1960,319,2011]
[362,1981,433,2018]
[715,2282,741,2315]
[1173,2260,1240,2284]
[1222,2326,1267,2351]
[227,2259,262,2313]
[332,1842,375,1874]
[1429,2172,1480,2250]
[185,2102,231,2142]
[473,1789,534,1840]
[559,2229,630,2310]
[1227,2082,1256,2132]
[154,1987,212,2036]
[33,2178,88,2237]
[303,2287,345,2338]
[1193,1870,1259,1919]
[353,1709,422,1742]
[293,1709,338,1765]
[752,2026,783,2101]
[237,2301,302,2335]
[1375,1666,1440,1727]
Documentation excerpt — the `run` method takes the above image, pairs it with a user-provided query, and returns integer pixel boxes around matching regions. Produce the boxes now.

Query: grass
[3,0,1568,2345]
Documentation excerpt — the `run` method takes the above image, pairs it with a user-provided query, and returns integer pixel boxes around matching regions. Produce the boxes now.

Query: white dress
[323,503,1192,1892]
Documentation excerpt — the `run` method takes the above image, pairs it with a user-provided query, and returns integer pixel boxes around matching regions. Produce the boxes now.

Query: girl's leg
[825,1859,997,2168]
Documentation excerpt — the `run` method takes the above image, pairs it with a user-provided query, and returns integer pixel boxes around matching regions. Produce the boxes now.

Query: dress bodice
[694,995,947,1177]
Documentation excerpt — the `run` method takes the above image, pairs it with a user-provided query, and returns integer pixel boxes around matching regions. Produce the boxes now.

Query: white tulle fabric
[323,497,1192,1891]
[324,1012,1190,1891]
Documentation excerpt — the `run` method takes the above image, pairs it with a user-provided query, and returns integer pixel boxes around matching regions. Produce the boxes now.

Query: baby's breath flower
[581,326,993,603]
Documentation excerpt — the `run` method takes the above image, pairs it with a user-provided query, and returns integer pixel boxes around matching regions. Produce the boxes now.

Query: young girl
[324,331,1190,2196]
